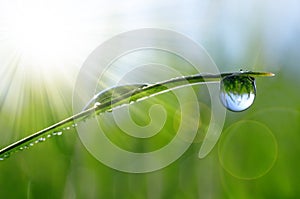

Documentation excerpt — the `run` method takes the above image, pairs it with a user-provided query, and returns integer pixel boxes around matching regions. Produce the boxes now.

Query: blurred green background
[0,0,300,198]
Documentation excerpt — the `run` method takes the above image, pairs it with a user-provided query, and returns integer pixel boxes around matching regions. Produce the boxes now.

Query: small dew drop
[66,127,70,130]
[47,134,51,138]
[219,75,256,112]
[3,153,10,158]
[0,153,10,160]
[57,131,63,136]
[94,102,101,107]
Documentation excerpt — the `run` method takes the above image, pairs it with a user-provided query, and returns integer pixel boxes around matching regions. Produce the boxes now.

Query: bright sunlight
[4,2,81,73]
[0,0,112,133]
[9,7,68,66]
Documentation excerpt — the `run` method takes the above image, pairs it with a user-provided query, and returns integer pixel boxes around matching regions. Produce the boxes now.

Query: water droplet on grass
[52,131,62,136]
[94,102,101,107]
[57,131,63,136]
[83,84,147,111]
[219,75,256,112]
[0,127,71,160]
[0,153,10,160]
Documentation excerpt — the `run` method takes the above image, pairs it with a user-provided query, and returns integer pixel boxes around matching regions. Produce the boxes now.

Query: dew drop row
[0,123,78,161]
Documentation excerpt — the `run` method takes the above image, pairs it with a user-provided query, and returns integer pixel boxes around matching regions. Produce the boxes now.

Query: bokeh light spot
[218,120,278,180]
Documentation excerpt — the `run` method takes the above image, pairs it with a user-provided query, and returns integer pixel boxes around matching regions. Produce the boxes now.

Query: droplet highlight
[57,131,63,136]
[219,75,256,112]
[0,153,10,160]
[0,126,72,160]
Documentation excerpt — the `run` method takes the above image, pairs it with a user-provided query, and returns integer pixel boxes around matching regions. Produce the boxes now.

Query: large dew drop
[83,84,147,111]
[219,75,256,112]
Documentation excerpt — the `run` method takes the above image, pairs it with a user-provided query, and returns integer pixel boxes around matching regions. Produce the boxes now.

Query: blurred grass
[0,71,299,198]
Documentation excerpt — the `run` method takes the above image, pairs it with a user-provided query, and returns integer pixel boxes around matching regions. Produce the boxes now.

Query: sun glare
[0,1,102,130]
[7,6,75,71]
[11,10,66,59]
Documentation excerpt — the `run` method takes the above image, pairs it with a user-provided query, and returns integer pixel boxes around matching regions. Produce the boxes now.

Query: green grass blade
[0,71,274,160]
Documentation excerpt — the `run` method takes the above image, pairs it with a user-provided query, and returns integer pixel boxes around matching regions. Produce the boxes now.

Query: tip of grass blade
[259,72,275,77]
[268,72,275,76]
[239,71,275,77]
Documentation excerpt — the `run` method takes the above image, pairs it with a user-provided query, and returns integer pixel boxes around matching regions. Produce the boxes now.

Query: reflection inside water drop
[219,75,256,112]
